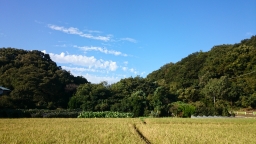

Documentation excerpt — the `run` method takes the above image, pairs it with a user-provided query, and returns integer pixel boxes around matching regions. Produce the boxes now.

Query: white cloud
[55,44,67,47]
[120,37,137,43]
[48,52,118,71]
[123,61,128,65]
[122,67,127,71]
[86,74,120,84]
[61,66,100,73]
[85,29,101,33]
[48,24,111,41]
[74,45,128,56]
[42,50,46,54]
[61,66,120,83]
[41,50,143,84]
[129,68,137,75]
[79,73,120,84]
[141,71,146,76]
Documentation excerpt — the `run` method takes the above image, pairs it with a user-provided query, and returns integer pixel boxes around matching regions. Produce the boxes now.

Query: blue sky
[1,1,256,83]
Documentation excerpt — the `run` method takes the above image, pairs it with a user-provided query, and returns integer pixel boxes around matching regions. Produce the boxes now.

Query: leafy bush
[28,109,81,118]
[78,111,134,118]
[169,101,195,117]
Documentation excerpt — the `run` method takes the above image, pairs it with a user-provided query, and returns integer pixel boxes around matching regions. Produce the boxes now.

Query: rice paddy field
[0,118,256,144]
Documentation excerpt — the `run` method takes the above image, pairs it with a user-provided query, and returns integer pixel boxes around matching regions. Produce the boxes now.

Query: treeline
[1,36,256,117]
[68,36,256,117]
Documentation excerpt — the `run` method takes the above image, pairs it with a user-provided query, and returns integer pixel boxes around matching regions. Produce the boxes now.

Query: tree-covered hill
[1,36,256,117]
[0,48,88,109]
[68,36,256,117]
[147,36,256,109]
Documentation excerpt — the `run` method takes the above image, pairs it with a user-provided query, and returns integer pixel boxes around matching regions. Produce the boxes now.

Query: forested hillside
[1,36,256,117]
[147,36,256,110]
[69,36,256,117]
[0,48,88,109]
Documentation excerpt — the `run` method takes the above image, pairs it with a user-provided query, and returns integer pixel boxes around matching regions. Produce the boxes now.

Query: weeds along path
[130,119,151,144]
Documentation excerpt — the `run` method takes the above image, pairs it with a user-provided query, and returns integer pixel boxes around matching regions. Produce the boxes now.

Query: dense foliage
[77,111,134,118]
[147,36,256,114]
[0,48,88,109]
[1,36,256,117]
[70,36,256,117]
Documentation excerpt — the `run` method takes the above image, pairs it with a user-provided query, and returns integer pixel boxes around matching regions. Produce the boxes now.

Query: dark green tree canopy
[0,48,88,109]
[1,36,256,116]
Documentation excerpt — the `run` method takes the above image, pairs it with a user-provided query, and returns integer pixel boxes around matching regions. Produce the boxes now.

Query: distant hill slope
[1,36,255,115]
[147,36,256,109]
[0,48,88,109]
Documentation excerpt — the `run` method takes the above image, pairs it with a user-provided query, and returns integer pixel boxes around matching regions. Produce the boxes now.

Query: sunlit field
[0,118,144,144]
[139,118,256,144]
[0,118,256,144]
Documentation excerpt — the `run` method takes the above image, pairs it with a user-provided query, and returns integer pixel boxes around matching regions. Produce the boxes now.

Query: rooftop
[0,86,10,91]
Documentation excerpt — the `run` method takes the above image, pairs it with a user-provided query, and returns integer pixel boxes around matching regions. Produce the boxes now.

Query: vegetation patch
[137,118,256,144]
[78,111,134,118]
[1,36,256,117]
[0,118,144,144]
[1,118,256,144]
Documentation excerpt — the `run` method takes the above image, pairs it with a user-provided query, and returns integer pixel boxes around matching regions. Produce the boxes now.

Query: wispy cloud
[140,71,146,76]
[61,66,102,73]
[83,74,120,84]
[62,66,123,84]
[122,67,128,71]
[120,37,137,43]
[74,45,128,56]
[246,32,254,36]
[55,44,67,47]
[69,72,120,84]
[48,24,111,41]
[34,20,44,24]
[43,50,118,71]
[129,68,138,75]
[85,29,101,33]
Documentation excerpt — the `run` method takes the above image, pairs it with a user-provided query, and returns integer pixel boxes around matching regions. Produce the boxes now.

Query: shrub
[169,101,195,117]
[78,111,134,118]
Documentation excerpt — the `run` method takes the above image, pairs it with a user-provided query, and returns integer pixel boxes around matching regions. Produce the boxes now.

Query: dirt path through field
[132,123,151,144]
